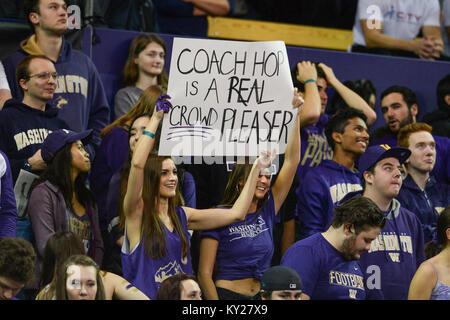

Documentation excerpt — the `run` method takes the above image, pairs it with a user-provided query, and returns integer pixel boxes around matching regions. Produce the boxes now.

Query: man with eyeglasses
[2,0,109,162]
[344,144,426,300]
[396,123,449,244]
[0,55,68,182]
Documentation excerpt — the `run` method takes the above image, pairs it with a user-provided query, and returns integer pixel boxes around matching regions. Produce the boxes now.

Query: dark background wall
[90,27,449,130]
[1,20,448,131]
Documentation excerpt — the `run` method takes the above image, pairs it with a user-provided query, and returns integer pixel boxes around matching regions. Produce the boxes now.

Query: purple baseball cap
[41,129,93,163]
[358,144,411,175]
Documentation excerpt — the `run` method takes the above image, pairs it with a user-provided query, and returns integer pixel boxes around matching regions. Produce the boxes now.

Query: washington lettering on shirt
[228,216,269,241]
[329,270,365,290]
[368,231,413,263]
[301,131,333,167]
[68,215,91,254]
[55,74,88,99]
[329,183,363,204]
[13,128,52,151]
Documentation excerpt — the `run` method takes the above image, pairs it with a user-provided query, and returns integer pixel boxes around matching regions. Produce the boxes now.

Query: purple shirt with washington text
[200,189,279,281]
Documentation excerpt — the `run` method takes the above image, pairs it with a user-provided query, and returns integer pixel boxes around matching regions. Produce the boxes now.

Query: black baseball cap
[261,266,303,291]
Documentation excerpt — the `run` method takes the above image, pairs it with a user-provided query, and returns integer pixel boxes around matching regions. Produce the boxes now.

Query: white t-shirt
[352,0,441,46]
[0,61,10,91]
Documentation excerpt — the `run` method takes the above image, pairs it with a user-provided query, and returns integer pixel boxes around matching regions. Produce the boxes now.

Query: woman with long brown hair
[121,96,275,299]
[90,86,165,261]
[114,34,168,119]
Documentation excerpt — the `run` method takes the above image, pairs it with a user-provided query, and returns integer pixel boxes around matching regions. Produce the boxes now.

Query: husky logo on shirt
[154,261,184,284]
[13,128,52,151]
[228,216,269,241]
[329,183,363,204]
[55,96,68,109]
[329,270,364,290]
[301,131,333,167]
[368,231,413,262]
[55,74,88,99]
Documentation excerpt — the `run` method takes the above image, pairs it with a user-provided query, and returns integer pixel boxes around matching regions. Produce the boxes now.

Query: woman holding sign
[121,96,274,300]
[197,86,305,300]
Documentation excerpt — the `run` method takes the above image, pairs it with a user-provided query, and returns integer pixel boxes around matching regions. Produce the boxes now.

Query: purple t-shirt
[281,233,366,300]
[121,206,192,300]
[296,114,333,181]
[67,209,92,255]
[358,199,425,300]
[200,189,279,281]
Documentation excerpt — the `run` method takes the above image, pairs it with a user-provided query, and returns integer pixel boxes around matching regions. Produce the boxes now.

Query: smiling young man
[0,55,67,183]
[297,107,369,239]
[2,0,109,162]
[396,123,449,243]
[0,237,36,300]
[357,144,425,300]
[281,196,385,300]
[292,62,377,182]
[370,85,449,184]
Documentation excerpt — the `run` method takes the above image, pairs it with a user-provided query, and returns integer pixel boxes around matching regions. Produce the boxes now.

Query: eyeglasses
[26,72,58,81]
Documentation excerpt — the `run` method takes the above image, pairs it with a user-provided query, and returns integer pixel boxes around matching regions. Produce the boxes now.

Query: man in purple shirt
[0,237,36,300]
[358,144,425,299]
[281,195,385,300]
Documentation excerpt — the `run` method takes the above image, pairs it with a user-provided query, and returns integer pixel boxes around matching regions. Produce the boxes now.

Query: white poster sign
[159,38,294,157]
